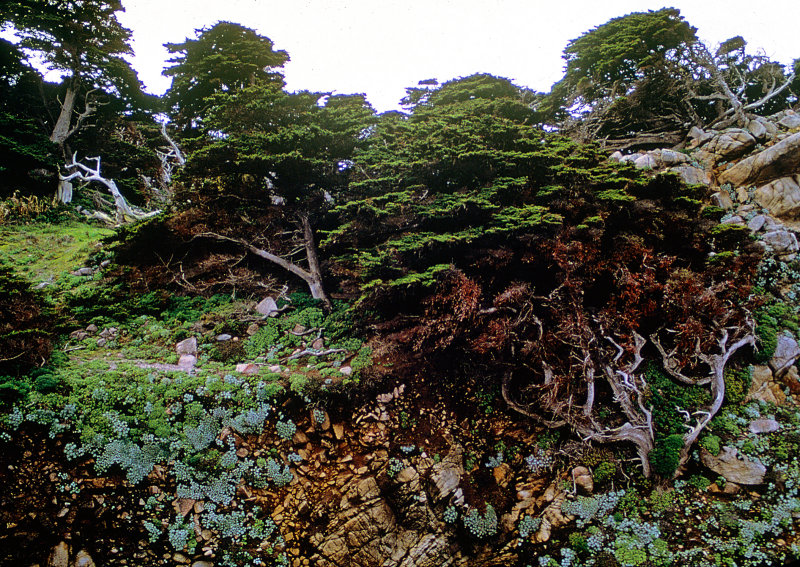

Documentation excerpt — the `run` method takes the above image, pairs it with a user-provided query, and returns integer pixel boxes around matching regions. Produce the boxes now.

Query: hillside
[2,5,800,567]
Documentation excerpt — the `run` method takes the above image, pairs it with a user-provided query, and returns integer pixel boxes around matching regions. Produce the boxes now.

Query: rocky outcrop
[719,132,800,188]
[755,175,800,219]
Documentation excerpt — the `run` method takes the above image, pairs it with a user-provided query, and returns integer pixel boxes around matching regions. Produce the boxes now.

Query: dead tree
[61,153,160,224]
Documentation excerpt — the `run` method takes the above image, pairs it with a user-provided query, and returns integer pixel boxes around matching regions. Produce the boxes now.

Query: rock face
[702,129,757,162]
[672,164,711,186]
[719,132,800,188]
[700,447,766,485]
[755,175,800,219]
[761,229,799,257]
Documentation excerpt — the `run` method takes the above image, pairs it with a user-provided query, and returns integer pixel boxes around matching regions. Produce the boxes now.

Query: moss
[699,434,721,456]
[723,367,751,405]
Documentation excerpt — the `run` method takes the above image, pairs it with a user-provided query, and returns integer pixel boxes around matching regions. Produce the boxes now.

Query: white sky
[117,0,798,112]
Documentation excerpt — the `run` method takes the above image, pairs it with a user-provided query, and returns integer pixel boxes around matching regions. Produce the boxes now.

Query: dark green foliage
[650,434,684,477]
[723,367,751,405]
[753,301,798,362]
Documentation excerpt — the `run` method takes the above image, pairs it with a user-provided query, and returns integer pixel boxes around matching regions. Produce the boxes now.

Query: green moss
[650,434,684,477]
[723,367,752,405]
[699,434,721,456]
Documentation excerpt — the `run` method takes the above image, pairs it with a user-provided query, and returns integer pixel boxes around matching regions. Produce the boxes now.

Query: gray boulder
[704,129,757,161]
[769,333,800,377]
[175,337,197,356]
[700,446,766,485]
[762,230,799,256]
[779,112,800,129]
[671,164,711,186]
[255,296,279,316]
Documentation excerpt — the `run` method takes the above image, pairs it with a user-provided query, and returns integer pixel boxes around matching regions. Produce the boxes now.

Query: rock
[755,175,800,219]
[747,214,767,232]
[721,215,744,226]
[191,562,214,567]
[71,267,93,276]
[175,337,197,356]
[711,191,735,209]
[700,446,766,485]
[339,366,352,376]
[310,338,325,350]
[69,330,88,340]
[255,296,279,316]
[736,186,750,203]
[85,324,98,334]
[619,152,642,164]
[332,423,344,439]
[762,230,799,256]
[572,466,594,494]
[73,550,96,567]
[747,119,768,140]
[687,126,713,148]
[672,164,711,186]
[292,430,309,445]
[749,419,780,434]
[173,497,195,517]
[178,355,197,370]
[492,463,513,487]
[656,149,688,166]
[748,365,786,405]
[246,323,260,336]
[769,334,800,377]
[268,364,282,373]
[99,259,111,269]
[779,112,800,129]
[235,363,259,375]
[47,542,69,567]
[216,333,232,341]
[429,462,461,502]
[705,129,756,161]
[609,151,623,162]
[719,132,800,187]
[96,338,107,347]
[634,154,657,169]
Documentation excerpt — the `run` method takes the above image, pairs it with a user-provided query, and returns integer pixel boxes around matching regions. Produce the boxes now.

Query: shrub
[650,434,684,477]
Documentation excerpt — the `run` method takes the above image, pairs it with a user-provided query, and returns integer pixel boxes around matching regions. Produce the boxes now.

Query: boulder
[769,334,800,377]
[175,337,197,356]
[687,126,713,148]
[711,191,735,209]
[255,296,279,316]
[700,446,766,485]
[755,175,800,219]
[571,466,593,494]
[761,230,799,256]
[609,151,624,162]
[657,149,689,166]
[216,333,232,341]
[779,112,800,129]
[747,214,767,232]
[47,542,69,567]
[177,354,197,370]
[235,363,259,375]
[704,129,756,161]
[748,364,786,405]
[671,164,711,186]
[719,132,800,187]
[633,154,657,170]
[73,550,96,567]
[747,119,768,141]
[749,419,780,434]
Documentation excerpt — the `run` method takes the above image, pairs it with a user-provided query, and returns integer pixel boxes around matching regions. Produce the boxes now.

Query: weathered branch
[61,153,160,223]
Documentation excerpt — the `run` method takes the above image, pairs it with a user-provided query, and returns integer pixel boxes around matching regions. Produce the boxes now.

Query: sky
[116,0,798,112]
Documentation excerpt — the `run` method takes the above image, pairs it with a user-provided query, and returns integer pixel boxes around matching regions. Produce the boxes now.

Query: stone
[572,465,594,494]
[255,296,279,316]
[747,119,768,140]
[619,152,642,164]
[761,230,799,256]
[711,191,735,209]
[748,364,785,405]
[72,267,93,276]
[634,154,657,169]
[47,542,69,567]
[177,355,197,370]
[173,497,195,517]
[705,129,756,161]
[492,463,513,487]
[749,419,780,434]
[310,338,325,350]
[339,366,352,376]
[721,215,744,226]
[175,337,197,356]
[85,324,98,334]
[657,149,689,166]
[671,164,711,186]
[700,446,766,485]
[216,333,232,341]
[719,132,800,187]
[292,430,309,445]
[69,330,88,340]
[332,423,344,439]
[747,214,767,232]
[73,550,96,567]
[429,461,461,502]
[246,323,260,336]
[755,175,800,219]
[779,112,800,129]
[191,562,214,567]
[235,363,259,375]
[609,151,623,162]
[687,126,713,148]
[736,186,749,203]
[769,334,800,377]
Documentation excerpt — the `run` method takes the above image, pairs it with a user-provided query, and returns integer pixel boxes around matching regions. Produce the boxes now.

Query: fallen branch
[286,348,345,361]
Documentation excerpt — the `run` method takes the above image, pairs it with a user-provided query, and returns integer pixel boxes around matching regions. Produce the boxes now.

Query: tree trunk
[300,214,332,310]
[50,85,77,147]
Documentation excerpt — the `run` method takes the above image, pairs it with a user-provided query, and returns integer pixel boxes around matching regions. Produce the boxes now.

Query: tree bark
[300,214,332,309]
[50,84,77,147]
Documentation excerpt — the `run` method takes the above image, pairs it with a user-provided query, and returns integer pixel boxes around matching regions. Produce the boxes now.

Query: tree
[163,21,289,132]
[183,86,375,306]
[545,9,797,146]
